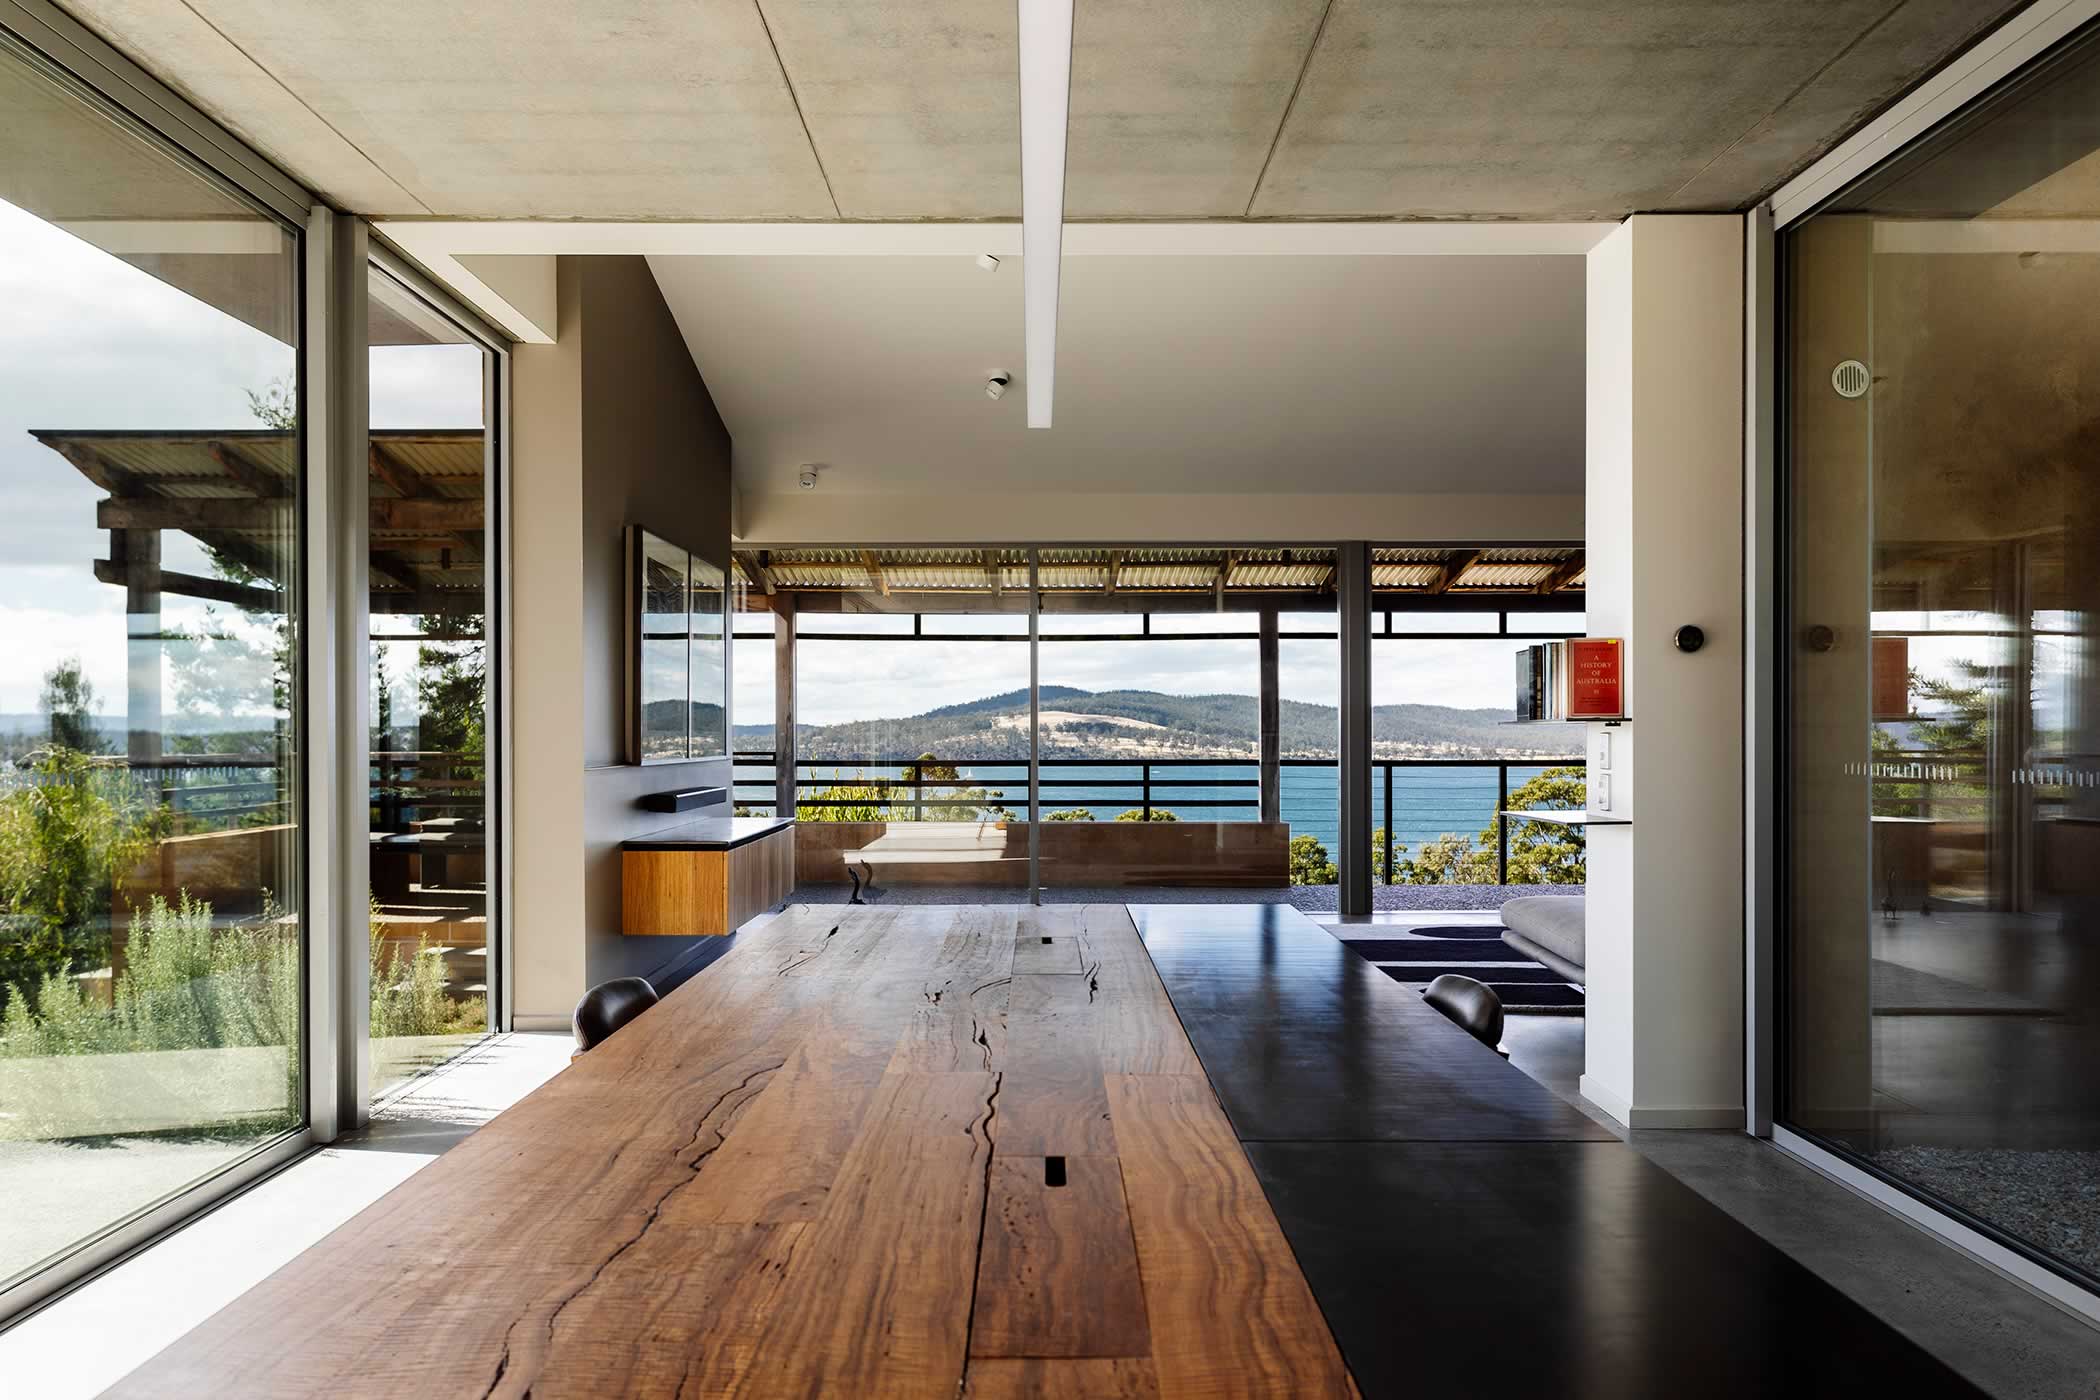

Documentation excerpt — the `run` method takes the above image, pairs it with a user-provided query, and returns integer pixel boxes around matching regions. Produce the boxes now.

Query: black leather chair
[1422,974,1507,1057]
[572,976,660,1052]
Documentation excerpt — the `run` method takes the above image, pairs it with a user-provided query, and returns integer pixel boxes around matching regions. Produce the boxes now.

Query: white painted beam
[1017,0,1073,429]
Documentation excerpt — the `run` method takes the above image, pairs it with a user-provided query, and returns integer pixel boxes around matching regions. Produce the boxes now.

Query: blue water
[735,761,1572,858]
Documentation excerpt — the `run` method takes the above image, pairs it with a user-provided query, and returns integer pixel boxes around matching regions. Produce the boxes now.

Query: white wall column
[1579,216,1746,1129]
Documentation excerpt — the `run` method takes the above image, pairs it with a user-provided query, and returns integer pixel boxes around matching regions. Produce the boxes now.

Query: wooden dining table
[107,904,1358,1398]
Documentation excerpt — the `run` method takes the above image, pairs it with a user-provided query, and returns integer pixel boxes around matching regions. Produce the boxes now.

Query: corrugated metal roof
[735,544,1578,598]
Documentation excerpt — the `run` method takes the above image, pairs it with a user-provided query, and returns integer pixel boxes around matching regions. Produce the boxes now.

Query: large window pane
[1782,29,2100,1287]
[368,271,492,1096]
[0,48,303,1288]
[1368,621,1584,899]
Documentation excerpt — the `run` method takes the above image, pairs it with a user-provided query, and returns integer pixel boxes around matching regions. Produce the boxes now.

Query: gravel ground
[1873,1145,2100,1278]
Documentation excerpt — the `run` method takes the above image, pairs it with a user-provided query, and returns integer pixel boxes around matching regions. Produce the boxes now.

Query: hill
[732,687,1579,761]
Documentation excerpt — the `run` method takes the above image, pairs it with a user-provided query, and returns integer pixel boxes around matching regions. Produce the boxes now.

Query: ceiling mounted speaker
[1831,359,1870,399]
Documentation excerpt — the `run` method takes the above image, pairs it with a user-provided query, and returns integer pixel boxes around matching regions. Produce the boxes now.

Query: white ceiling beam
[1017,0,1073,429]
[377,218,1617,347]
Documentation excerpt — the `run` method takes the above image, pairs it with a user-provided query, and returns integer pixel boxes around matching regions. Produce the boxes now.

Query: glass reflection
[1784,30,2100,1284]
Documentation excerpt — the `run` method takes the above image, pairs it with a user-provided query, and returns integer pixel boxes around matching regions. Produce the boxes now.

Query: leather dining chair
[572,976,660,1052]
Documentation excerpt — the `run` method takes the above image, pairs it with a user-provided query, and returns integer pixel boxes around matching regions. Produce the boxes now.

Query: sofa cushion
[1499,895,1585,972]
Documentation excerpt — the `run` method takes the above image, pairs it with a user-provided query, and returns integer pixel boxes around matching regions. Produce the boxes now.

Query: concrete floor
[1502,1013,2100,1397]
[0,1033,574,1400]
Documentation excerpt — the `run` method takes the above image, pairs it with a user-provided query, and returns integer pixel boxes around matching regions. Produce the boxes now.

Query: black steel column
[774,596,796,817]
[1258,608,1282,824]
[1338,542,1373,915]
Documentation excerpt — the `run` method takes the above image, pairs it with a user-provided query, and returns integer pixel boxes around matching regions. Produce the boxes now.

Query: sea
[737,759,1576,857]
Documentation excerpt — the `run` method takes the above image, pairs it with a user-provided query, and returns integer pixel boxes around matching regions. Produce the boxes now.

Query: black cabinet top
[622,816,795,852]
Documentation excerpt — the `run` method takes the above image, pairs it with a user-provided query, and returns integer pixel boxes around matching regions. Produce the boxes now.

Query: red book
[1871,637,1910,720]
[1564,637,1624,720]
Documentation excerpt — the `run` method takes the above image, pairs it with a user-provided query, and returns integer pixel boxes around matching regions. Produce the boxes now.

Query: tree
[245,377,297,431]
[38,659,105,754]
[0,748,160,1001]
[1290,834,1337,885]
[1387,765,1587,886]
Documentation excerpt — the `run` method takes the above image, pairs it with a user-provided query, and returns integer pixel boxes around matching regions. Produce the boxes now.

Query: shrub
[1289,834,1337,885]
[1043,808,1095,822]
[0,748,161,998]
[1114,808,1179,822]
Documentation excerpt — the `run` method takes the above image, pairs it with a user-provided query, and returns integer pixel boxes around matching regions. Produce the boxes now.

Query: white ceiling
[649,253,1584,499]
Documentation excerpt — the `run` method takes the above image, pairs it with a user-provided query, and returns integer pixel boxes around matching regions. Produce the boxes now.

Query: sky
[0,195,483,720]
[731,623,1573,730]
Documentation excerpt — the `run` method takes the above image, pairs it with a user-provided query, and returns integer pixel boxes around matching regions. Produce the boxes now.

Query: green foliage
[1115,808,1179,822]
[245,377,297,431]
[39,659,106,754]
[1873,661,1988,818]
[0,894,295,1060]
[1290,833,1338,885]
[0,747,161,999]
[1385,766,1587,886]
[1044,808,1095,822]
[370,901,484,1040]
[795,755,1009,823]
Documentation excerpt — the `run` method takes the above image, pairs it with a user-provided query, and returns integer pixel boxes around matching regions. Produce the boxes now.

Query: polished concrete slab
[1129,904,1987,1399]
[1245,1140,1980,1398]
[1135,902,1610,1142]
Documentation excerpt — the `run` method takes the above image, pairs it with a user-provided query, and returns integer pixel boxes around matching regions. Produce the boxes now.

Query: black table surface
[1128,904,1981,1400]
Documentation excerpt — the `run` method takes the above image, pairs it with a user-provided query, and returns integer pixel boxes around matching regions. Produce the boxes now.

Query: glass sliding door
[0,41,305,1290]
[1781,26,2100,1290]
[367,268,498,1095]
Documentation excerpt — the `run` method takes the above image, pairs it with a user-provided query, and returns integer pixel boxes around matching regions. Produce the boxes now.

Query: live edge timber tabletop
[103,905,1359,1399]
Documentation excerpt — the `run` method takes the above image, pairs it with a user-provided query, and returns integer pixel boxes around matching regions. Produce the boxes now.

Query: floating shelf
[1498,809,1632,827]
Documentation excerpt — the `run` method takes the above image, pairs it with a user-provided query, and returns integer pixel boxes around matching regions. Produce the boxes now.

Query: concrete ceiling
[647,253,1585,497]
[56,0,2022,220]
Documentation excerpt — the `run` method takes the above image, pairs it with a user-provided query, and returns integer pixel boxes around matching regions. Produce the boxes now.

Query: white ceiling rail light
[1017,0,1073,429]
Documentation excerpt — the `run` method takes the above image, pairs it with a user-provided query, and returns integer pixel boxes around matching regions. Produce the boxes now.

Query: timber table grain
[105,906,1358,1399]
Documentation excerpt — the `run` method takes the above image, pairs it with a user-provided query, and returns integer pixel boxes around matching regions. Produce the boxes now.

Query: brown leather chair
[572,976,660,1052]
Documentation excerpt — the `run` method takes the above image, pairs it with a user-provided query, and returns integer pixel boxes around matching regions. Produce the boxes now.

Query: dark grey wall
[566,256,739,990]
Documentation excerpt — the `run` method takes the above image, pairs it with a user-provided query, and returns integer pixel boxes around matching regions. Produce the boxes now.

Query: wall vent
[1831,359,1870,399]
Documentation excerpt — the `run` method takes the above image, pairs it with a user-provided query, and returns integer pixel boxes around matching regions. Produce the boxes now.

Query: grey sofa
[1500,895,1585,984]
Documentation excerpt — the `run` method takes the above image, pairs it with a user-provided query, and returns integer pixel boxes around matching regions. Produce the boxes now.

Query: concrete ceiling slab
[1066,0,1330,217]
[54,0,2022,219]
[1248,0,1998,218]
[755,1,1014,218]
[648,252,1584,498]
[55,0,425,212]
[1661,1,2028,211]
[60,0,834,218]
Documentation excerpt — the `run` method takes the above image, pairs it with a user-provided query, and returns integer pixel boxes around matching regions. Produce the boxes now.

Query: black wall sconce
[1673,624,1705,653]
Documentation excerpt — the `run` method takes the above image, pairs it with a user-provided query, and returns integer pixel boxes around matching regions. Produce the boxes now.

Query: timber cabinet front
[621,817,796,936]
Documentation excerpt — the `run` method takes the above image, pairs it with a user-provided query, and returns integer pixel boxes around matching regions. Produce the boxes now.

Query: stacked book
[1515,637,1625,721]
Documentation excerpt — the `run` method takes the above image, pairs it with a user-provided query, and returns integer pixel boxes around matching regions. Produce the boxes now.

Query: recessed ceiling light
[976,253,1001,271]
[1018,0,1072,430]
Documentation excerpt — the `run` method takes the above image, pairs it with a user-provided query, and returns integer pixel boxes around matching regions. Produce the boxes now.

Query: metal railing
[731,751,1585,884]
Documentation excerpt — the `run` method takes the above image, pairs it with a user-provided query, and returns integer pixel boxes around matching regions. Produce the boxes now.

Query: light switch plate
[1595,773,1613,812]
[1592,730,1612,772]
